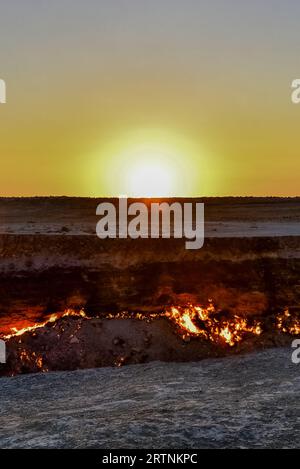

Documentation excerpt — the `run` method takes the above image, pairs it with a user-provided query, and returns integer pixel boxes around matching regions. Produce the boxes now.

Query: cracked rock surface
[0,347,299,449]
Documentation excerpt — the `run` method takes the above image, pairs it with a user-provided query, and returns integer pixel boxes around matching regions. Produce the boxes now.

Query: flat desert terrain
[0,197,300,237]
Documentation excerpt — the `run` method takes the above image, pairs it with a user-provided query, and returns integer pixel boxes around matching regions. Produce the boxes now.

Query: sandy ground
[0,197,299,237]
[0,347,299,449]
[1,221,300,237]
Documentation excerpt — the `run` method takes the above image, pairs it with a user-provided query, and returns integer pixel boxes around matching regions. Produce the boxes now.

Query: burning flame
[165,304,262,346]
[276,309,300,335]
[2,309,86,340]
[2,302,300,375]
[165,306,205,336]
[2,303,300,351]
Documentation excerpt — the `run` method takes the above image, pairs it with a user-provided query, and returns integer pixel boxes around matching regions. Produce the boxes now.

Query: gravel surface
[0,347,299,449]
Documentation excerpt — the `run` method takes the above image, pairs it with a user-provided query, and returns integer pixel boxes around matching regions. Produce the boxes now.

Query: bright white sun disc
[127,160,175,197]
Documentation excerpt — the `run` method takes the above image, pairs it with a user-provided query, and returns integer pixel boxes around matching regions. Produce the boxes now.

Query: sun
[126,158,176,197]
[86,129,206,197]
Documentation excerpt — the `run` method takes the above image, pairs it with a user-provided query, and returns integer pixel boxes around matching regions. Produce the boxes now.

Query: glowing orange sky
[0,1,299,196]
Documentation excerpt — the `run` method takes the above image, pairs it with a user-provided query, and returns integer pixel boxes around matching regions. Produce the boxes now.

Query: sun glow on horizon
[86,129,210,197]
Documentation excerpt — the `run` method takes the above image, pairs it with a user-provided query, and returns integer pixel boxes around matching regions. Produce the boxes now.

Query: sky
[0,0,300,197]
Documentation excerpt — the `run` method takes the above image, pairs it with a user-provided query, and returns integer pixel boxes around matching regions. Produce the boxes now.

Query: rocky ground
[0,347,299,449]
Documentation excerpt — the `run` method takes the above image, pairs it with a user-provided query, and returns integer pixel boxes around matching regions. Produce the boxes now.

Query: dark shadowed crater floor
[0,347,299,449]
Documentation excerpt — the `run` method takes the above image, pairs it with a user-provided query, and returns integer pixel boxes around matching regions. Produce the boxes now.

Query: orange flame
[2,303,300,349]
[165,304,262,346]
[3,309,86,340]
[276,309,300,335]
